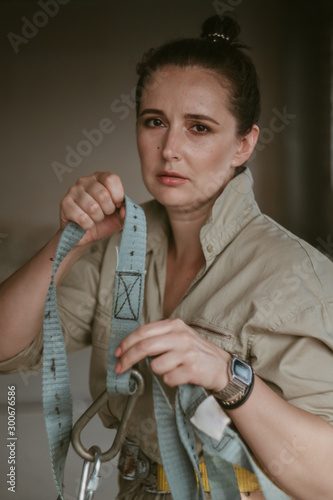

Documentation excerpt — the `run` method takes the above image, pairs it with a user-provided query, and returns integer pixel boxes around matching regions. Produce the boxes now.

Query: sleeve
[0,240,107,375]
[250,300,333,424]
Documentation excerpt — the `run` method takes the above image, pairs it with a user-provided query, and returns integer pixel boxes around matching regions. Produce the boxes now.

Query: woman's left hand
[114,318,231,392]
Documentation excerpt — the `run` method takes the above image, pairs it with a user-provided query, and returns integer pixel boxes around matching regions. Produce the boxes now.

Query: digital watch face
[233,358,252,384]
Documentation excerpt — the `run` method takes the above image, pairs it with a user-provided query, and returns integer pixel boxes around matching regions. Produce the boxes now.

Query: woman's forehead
[140,64,231,113]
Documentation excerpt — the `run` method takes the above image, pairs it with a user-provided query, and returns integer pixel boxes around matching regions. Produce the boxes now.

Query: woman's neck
[162,212,206,317]
[166,207,208,263]
[164,189,219,260]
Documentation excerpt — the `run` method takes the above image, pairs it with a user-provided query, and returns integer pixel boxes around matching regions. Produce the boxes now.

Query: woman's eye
[192,124,210,133]
[145,118,165,128]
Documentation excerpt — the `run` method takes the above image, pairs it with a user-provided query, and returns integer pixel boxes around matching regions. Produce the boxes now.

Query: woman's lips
[157,171,188,186]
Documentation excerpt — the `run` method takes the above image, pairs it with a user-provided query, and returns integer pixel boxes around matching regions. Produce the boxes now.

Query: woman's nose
[162,128,182,161]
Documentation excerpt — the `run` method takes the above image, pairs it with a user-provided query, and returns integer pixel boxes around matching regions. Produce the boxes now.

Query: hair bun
[201,15,240,44]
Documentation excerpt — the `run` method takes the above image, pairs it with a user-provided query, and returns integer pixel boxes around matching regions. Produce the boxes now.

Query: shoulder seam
[261,214,326,295]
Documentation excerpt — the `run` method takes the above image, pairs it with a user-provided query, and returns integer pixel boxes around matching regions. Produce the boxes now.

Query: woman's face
[136,65,254,217]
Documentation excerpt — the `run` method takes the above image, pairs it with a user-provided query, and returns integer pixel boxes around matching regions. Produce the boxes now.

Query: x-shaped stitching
[114,272,142,321]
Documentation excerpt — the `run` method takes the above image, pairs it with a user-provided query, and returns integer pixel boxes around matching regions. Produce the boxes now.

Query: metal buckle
[118,439,170,494]
[71,369,145,463]
[118,438,151,481]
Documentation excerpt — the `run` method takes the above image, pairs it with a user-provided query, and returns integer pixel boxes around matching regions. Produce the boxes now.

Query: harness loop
[71,369,145,463]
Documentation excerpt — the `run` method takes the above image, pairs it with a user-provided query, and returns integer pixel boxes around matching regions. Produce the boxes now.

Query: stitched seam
[262,214,327,295]
[267,298,333,332]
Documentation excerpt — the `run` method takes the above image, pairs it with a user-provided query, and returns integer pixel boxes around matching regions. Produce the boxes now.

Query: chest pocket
[188,319,247,360]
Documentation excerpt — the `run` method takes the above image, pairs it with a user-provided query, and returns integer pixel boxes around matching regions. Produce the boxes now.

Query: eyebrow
[184,113,220,125]
[139,108,220,125]
[139,108,166,118]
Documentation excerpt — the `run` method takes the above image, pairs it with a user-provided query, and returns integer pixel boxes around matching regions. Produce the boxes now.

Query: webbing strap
[107,198,146,396]
[42,196,146,500]
[150,366,201,500]
[43,222,85,497]
[43,195,289,500]
[154,383,290,500]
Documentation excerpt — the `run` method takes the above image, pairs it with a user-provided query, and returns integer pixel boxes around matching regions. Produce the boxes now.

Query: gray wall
[0,1,332,499]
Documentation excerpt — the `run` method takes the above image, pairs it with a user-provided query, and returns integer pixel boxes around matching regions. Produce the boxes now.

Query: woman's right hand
[59,171,126,246]
[0,171,125,361]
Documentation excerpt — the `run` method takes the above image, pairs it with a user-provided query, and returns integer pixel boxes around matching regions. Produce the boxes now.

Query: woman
[1,15,333,500]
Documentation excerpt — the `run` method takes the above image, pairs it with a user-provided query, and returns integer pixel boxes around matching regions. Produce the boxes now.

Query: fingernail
[115,361,122,373]
[114,346,121,357]
[116,199,125,208]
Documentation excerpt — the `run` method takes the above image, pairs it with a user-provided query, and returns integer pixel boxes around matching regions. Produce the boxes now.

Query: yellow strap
[234,464,261,493]
[157,463,173,492]
[157,462,261,493]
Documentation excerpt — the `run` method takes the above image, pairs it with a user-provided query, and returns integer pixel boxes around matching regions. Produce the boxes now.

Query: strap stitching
[114,272,143,321]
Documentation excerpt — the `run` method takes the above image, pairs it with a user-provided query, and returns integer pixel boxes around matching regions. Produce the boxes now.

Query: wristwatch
[212,356,255,410]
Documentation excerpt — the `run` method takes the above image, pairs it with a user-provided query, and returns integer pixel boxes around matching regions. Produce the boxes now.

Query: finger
[168,351,231,392]
[95,172,125,207]
[163,365,195,387]
[150,350,184,375]
[151,346,214,380]
[60,194,96,230]
[83,182,118,216]
[115,318,188,356]
[78,172,124,214]
[115,331,187,374]
[67,185,106,224]
[148,336,232,390]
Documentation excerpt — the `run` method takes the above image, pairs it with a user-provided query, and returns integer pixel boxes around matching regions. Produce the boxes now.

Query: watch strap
[218,376,255,410]
[213,356,254,410]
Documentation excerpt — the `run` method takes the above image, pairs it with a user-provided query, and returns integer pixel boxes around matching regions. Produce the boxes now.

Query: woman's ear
[231,125,259,167]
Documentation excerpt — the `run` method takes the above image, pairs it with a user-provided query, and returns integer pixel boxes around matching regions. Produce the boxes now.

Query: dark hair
[135,15,261,137]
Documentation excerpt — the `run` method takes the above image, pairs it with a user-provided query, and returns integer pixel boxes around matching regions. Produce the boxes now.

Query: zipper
[188,321,232,340]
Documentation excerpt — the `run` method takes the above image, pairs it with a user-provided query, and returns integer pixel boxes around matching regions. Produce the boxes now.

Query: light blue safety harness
[42,196,289,500]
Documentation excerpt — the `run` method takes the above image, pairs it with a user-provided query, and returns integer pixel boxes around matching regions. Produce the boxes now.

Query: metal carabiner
[71,369,145,463]
[78,445,102,500]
